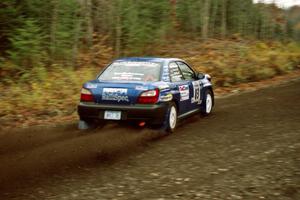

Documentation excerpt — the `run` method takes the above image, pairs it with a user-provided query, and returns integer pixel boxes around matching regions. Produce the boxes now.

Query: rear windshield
[98,61,162,82]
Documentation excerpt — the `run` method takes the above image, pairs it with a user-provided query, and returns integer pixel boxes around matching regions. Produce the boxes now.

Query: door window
[176,62,195,80]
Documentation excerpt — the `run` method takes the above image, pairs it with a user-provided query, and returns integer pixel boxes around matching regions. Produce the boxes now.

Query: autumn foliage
[0,1,300,128]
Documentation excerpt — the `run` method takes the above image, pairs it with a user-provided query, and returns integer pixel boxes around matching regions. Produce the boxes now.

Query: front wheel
[161,103,178,133]
[200,89,214,116]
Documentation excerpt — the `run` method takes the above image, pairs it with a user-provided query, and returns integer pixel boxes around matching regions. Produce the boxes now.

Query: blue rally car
[78,57,214,132]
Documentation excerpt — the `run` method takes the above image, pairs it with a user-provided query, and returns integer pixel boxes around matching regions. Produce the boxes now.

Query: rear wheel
[201,89,213,116]
[161,103,177,133]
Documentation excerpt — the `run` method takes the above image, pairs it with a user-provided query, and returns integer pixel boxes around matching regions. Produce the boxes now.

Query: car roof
[114,57,183,63]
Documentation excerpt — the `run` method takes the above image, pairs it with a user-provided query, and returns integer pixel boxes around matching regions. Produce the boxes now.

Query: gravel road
[0,80,300,200]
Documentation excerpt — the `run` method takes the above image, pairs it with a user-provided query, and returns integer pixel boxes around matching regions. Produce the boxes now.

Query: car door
[176,61,202,111]
[168,62,191,115]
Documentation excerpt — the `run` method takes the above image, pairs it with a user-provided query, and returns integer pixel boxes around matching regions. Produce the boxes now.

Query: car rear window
[98,61,162,82]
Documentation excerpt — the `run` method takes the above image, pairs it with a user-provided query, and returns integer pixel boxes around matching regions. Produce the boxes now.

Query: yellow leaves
[78,34,113,67]
[0,101,13,116]
[294,22,300,31]
[0,67,96,127]
[31,82,39,91]
[255,42,269,50]
[1,37,300,128]
[44,82,52,90]
[161,39,299,87]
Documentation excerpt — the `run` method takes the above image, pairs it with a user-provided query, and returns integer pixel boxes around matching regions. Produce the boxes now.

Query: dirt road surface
[0,80,300,200]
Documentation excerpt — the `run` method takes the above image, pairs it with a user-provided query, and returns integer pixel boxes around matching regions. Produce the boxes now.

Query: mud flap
[159,102,177,134]
[78,120,90,130]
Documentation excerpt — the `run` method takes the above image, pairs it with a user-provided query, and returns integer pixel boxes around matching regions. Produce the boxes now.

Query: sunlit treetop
[253,0,300,8]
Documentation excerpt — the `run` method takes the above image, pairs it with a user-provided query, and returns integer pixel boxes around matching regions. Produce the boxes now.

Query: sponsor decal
[158,84,169,90]
[135,86,148,91]
[112,72,144,81]
[191,81,201,104]
[169,62,178,69]
[114,61,160,68]
[162,75,170,82]
[86,83,97,89]
[179,84,189,101]
[152,82,170,91]
[169,64,184,81]
[102,88,129,102]
[162,66,170,82]
[160,93,173,102]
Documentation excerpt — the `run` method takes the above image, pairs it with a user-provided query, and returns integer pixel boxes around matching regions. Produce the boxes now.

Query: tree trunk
[85,0,93,47]
[221,0,227,38]
[50,0,58,60]
[170,0,178,31]
[72,9,82,68]
[210,0,219,37]
[115,0,122,57]
[201,0,211,39]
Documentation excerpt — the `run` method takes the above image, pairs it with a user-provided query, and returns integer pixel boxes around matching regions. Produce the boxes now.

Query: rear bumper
[77,102,169,124]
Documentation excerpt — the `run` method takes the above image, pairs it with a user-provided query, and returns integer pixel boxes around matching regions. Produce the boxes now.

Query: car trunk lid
[86,81,151,105]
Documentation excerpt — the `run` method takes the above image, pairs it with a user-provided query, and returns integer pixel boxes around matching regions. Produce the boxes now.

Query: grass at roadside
[0,68,97,128]
[1,39,300,129]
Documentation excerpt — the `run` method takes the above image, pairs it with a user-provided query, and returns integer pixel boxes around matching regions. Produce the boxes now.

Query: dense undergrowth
[1,39,300,128]
[155,38,300,86]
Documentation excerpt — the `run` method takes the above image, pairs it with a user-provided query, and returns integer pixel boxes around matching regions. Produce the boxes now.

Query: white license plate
[104,111,121,120]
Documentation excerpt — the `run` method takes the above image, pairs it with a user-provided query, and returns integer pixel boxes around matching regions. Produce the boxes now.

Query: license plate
[104,111,121,120]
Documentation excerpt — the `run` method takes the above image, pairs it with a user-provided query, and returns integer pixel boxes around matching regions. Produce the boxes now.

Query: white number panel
[191,81,201,104]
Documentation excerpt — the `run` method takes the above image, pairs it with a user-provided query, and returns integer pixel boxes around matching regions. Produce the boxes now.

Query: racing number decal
[191,81,201,104]
[194,86,200,101]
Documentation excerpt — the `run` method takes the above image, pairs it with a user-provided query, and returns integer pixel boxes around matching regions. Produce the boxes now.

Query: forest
[0,0,300,127]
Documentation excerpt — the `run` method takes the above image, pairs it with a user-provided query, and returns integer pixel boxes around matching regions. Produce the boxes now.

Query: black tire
[160,102,178,133]
[200,89,214,116]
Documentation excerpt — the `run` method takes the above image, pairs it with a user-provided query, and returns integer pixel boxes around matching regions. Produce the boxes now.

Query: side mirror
[205,74,212,81]
[197,72,205,79]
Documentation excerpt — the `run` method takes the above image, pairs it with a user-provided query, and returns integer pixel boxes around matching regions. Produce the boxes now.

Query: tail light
[80,88,94,102]
[137,89,159,104]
